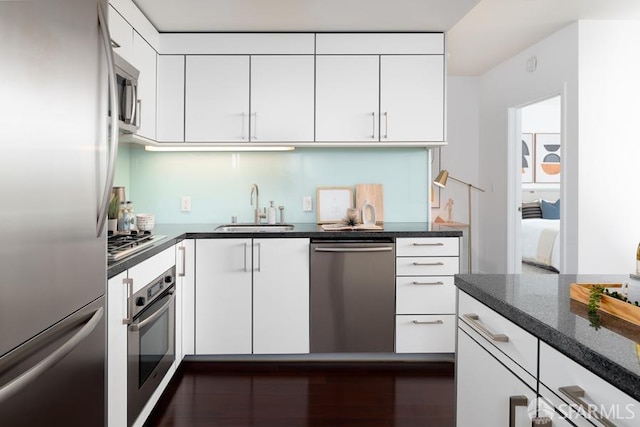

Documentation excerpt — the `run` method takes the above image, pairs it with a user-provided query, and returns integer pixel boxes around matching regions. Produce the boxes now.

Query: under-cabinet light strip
[144,145,295,152]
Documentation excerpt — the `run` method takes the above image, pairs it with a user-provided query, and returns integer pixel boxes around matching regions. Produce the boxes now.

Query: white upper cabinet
[250,56,315,142]
[315,33,445,144]
[108,5,133,62]
[132,32,157,140]
[185,56,250,142]
[380,55,444,142]
[157,55,185,142]
[315,55,380,142]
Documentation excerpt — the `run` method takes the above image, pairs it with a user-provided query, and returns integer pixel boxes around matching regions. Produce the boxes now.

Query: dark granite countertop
[108,222,462,278]
[455,274,640,402]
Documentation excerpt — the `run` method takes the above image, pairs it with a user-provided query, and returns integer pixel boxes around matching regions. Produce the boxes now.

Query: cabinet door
[107,272,128,427]
[250,56,314,142]
[457,329,536,427]
[195,239,252,354]
[380,55,444,142]
[177,239,195,356]
[108,5,133,62]
[132,32,157,140]
[185,56,249,142]
[316,55,380,141]
[157,55,185,142]
[253,238,309,354]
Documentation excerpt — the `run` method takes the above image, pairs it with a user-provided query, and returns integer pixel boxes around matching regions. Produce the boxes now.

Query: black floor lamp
[433,170,485,273]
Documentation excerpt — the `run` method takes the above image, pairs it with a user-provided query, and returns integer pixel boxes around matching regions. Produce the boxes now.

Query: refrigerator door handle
[0,306,104,404]
[96,3,119,238]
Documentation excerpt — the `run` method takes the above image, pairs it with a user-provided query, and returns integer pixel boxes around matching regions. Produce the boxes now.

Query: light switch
[303,196,312,212]
[181,196,191,212]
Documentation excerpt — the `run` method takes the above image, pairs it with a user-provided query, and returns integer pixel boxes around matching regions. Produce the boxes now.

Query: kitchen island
[455,274,640,426]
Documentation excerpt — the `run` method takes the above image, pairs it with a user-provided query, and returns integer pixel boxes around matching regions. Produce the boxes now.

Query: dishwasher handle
[314,247,393,253]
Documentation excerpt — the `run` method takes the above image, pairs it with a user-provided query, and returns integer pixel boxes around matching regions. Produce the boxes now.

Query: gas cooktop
[107,231,166,262]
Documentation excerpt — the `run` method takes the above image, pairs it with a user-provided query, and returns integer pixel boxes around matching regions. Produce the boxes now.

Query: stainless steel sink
[214,223,295,232]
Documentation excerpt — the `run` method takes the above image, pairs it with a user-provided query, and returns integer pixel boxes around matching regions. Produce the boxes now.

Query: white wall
[575,21,640,273]
[432,76,480,270]
[477,22,579,273]
[477,20,640,274]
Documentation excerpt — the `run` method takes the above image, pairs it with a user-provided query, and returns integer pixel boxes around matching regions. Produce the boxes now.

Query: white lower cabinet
[107,271,128,427]
[107,247,178,427]
[540,342,639,427]
[176,239,195,357]
[457,329,536,426]
[395,237,459,353]
[395,314,455,353]
[252,238,309,354]
[195,238,309,355]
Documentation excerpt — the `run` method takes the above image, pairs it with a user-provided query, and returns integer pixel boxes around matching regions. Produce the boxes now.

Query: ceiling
[132,0,640,76]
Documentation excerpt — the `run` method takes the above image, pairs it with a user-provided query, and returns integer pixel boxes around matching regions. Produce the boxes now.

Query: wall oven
[127,266,175,426]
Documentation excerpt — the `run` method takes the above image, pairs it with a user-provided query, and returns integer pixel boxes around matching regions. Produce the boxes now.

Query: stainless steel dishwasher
[310,238,396,353]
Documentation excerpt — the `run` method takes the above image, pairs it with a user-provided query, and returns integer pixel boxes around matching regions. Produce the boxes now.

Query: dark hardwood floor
[145,362,455,427]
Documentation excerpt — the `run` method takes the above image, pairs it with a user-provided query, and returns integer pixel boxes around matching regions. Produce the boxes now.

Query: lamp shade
[433,169,449,188]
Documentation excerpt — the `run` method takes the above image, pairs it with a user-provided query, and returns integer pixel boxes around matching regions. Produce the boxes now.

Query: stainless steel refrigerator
[0,0,117,424]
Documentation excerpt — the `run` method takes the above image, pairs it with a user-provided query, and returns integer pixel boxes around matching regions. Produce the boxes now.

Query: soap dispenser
[268,201,277,224]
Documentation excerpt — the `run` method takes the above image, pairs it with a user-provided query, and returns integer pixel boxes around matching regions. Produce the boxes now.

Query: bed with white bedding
[521,218,560,272]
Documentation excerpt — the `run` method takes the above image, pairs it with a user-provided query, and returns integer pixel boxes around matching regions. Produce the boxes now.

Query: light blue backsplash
[116,145,430,224]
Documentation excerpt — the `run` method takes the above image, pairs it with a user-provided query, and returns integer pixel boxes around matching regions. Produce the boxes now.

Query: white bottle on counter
[268,201,277,225]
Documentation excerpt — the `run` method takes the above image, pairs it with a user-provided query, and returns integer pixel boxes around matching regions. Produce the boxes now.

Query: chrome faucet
[250,184,267,224]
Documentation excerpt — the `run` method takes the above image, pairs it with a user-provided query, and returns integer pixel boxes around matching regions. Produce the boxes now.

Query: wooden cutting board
[355,184,384,224]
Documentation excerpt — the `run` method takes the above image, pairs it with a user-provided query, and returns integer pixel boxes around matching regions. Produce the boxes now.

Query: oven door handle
[130,292,175,332]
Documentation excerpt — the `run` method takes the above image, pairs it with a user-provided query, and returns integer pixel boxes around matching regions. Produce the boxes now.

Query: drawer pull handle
[559,386,617,427]
[462,313,509,342]
[412,242,444,246]
[412,262,444,266]
[412,281,444,285]
[412,320,443,325]
[509,395,528,427]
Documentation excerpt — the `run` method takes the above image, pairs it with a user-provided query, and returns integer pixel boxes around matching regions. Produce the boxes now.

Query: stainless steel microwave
[111,53,139,134]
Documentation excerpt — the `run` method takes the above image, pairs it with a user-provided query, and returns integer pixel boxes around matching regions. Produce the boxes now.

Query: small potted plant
[108,194,120,232]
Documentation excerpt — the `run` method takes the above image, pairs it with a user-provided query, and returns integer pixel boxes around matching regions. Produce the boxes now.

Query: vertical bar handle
[559,386,617,427]
[136,99,142,128]
[371,112,376,139]
[383,111,388,139]
[123,278,133,325]
[509,395,528,427]
[252,112,258,140]
[241,112,246,140]
[256,242,261,272]
[96,4,119,238]
[178,246,186,277]
[243,243,248,272]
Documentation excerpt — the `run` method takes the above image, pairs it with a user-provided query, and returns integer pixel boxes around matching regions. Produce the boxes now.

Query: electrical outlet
[303,196,312,212]
[181,196,191,212]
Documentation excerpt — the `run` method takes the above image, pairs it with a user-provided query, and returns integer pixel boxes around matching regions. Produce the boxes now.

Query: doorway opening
[509,95,562,274]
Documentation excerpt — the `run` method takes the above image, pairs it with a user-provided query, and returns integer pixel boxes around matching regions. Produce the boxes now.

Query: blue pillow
[540,199,560,219]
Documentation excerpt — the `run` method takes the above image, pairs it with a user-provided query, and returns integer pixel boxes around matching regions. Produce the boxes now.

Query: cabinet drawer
[458,291,537,377]
[396,237,459,257]
[396,276,455,314]
[540,342,639,427]
[395,314,455,353]
[396,256,459,276]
